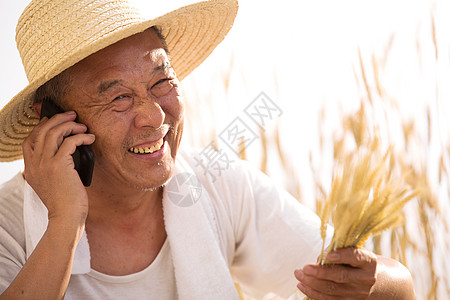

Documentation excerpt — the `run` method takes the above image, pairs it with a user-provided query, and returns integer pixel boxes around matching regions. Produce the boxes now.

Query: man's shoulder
[0,173,27,276]
[179,146,257,176]
[0,172,25,230]
[176,147,276,213]
[0,172,25,205]
[177,147,261,190]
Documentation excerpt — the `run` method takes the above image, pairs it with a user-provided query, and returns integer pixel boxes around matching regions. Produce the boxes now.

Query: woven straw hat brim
[0,0,238,162]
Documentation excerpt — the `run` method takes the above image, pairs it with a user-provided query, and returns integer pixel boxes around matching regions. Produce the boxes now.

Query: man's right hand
[1,111,95,300]
[22,110,95,227]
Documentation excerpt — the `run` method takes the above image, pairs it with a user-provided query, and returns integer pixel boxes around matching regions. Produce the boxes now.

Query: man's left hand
[294,247,377,300]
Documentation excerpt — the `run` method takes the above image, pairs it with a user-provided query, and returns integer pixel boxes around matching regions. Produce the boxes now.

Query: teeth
[129,140,164,154]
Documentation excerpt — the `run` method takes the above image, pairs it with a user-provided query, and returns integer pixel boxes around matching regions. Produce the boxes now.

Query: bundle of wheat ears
[304,136,419,300]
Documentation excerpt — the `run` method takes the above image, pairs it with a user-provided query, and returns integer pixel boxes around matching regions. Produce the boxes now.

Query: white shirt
[66,239,177,299]
[0,148,328,299]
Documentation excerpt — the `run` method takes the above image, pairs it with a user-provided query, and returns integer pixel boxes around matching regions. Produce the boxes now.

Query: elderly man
[0,0,415,299]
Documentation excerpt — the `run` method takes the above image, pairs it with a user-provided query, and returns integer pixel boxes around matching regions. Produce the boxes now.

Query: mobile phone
[40,98,95,187]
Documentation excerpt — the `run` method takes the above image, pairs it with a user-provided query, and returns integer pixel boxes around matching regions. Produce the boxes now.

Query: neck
[84,174,167,275]
[85,174,164,227]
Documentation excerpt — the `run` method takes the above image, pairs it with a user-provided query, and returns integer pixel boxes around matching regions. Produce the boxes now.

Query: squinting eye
[151,78,176,97]
[114,95,128,101]
[111,94,132,112]
[153,78,169,87]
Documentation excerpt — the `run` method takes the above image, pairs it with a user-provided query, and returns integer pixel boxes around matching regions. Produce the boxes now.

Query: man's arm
[294,247,416,300]
[369,255,416,300]
[0,219,83,299]
[1,111,95,299]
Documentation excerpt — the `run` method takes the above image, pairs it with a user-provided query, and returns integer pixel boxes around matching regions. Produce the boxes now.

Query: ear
[33,102,42,118]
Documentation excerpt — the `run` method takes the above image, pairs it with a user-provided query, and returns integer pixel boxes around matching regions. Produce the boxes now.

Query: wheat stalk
[306,138,418,300]
[324,142,417,257]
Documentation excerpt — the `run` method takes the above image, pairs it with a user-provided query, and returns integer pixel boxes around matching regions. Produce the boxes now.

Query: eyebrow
[153,60,173,73]
[98,80,122,94]
[97,61,173,95]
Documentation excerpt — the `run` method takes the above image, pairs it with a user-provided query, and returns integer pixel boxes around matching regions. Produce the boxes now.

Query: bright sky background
[0,1,449,298]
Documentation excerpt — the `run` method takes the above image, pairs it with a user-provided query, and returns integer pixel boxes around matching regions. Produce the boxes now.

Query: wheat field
[181,8,449,300]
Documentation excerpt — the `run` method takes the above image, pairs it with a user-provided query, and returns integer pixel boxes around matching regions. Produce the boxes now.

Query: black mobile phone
[40,98,95,187]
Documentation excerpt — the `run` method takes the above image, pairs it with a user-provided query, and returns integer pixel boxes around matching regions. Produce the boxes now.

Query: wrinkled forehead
[71,28,169,74]
[65,34,170,93]
[50,29,173,109]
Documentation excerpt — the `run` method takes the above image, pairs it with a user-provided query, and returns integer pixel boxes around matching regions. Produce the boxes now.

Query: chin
[130,158,175,191]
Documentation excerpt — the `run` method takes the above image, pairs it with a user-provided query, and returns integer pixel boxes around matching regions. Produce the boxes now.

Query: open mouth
[128,139,164,154]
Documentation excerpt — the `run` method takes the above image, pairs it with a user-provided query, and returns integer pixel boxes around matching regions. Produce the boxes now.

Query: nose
[133,97,165,129]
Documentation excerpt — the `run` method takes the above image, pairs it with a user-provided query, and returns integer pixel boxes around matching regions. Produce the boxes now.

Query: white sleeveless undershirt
[65,239,177,299]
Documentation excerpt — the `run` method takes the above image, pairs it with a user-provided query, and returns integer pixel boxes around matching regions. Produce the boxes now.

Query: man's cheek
[159,92,184,119]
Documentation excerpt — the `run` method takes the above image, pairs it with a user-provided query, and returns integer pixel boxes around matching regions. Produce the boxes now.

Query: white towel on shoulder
[163,158,239,299]
[23,181,90,274]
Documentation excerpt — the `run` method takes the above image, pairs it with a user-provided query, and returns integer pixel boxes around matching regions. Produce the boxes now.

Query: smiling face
[62,29,184,191]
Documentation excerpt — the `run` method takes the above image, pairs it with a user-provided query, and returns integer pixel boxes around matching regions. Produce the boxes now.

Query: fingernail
[67,111,76,115]
[303,265,317,276]
[328,252,340,261]
[296,269,304,280]
[88,133,95,139]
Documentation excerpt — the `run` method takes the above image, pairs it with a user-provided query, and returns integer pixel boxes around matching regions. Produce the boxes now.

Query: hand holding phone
[40,99,95,186]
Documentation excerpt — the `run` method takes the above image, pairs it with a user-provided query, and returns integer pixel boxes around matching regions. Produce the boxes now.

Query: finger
[24,117,49,155]
[23,118,53,176]
[297,281,344,300]
[326,247,377,269]
[302,261,377,289]
[22,131,36,164]
[41,122,88,160]
[22,139,34,182]
[296,267,363,298]
[302,263,353,284]
[33,111,77,155]
[55,133,96,159]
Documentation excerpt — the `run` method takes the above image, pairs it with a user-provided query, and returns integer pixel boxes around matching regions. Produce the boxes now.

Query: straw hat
[0,0,238,162]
